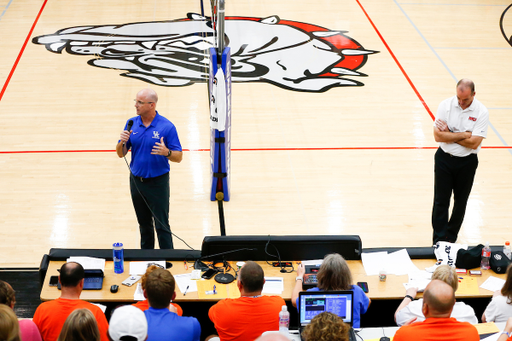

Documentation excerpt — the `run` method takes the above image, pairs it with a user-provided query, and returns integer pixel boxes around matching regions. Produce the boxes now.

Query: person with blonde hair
[292,253,370,328]
[395,264,477,326]
[0,304,21,341]
[301,312,349,341]
[57,309,100,341]
[482,264,512,323]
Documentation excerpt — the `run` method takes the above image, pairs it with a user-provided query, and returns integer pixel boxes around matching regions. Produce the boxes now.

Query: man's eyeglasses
[134,100,154,105]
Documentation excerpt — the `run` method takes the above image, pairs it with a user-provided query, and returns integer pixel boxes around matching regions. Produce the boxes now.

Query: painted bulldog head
[33,13,377,92]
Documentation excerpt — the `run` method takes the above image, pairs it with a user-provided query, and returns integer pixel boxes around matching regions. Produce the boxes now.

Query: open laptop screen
[298,290,354,326]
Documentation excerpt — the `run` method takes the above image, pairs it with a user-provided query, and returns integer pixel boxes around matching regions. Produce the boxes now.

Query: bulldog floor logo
[32,13,378,93]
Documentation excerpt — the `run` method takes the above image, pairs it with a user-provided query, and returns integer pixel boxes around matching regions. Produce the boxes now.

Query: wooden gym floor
[1,0,512,267]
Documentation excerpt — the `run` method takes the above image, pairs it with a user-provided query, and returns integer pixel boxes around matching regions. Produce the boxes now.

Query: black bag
[455,244,484,269]
[490,251,511,274]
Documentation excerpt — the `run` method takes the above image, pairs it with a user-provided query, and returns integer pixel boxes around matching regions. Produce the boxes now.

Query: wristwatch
[295,276,303,282]
[167,150,172,157]
[502,331,510,338]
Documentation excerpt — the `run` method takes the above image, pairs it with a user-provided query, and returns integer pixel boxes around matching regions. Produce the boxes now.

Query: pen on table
[183,285,189,296]
[184,261,188,270]
[213,285,216,294]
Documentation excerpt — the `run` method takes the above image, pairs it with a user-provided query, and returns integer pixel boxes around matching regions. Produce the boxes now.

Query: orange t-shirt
[393,317,479,341]
[33,298,109,341]
[209,295,286,341]
[132,300,183,316]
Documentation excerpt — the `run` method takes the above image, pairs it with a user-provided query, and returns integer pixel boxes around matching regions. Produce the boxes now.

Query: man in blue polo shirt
[116,88,183,249]
[143,267,201,341]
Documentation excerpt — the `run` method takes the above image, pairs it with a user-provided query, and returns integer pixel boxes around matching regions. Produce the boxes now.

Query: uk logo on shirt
[468,116,477,122]
[152,131,160,139]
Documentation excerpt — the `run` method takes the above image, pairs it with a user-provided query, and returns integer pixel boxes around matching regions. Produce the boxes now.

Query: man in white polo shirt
[432,78,489,244]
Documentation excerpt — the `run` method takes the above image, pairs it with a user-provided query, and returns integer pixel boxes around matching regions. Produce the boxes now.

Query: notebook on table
[298,290,357,341]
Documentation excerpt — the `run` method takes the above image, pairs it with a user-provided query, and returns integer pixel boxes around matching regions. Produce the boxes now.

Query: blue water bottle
[113,242,124,274]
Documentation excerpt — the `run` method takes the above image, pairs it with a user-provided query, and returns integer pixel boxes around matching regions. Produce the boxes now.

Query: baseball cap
[109,305,147,341]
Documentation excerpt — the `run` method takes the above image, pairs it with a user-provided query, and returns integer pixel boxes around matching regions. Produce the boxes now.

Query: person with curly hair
[301,312,349,341]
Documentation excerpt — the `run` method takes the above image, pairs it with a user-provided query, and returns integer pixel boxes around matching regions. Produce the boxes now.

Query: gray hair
[317,253,352,291]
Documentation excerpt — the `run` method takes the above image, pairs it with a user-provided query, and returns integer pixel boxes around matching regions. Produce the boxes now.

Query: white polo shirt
[434,95,489,157]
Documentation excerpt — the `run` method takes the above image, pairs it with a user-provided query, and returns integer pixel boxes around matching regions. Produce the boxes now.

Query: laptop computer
[57,269,104,290]
[298,290,357,341]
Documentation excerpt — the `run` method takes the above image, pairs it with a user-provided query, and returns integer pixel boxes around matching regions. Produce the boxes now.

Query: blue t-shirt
[295,285,369,328]
[145,307,201,341]
[124,112,182,178]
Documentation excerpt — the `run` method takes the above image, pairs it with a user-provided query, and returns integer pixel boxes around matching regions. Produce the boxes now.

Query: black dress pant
[432,148,478,244]
[130,172,174,249]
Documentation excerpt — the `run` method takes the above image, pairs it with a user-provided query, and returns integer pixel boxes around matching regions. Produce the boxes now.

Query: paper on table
[129,261,166,275]
[134,283,144,301]
[475,322,500,335]
[387,249,420,276]
[67,257,105,271]
[91,303,107,313]
[301,259,323,266]
[263,277,284,294]
[361,252,389,276]
[174,273,198,294]
[480,276,506,292]
[362,249,419,276]
[403,271,432,292]
[456,276,480,296]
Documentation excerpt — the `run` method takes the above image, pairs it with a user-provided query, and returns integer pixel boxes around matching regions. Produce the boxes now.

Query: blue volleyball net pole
[209,0,231,234]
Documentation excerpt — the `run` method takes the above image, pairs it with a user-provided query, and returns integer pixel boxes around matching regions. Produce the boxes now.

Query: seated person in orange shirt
[208,261,286,341]
[393,280,478,341]
[132,264,182,316]
[33,262,109,341]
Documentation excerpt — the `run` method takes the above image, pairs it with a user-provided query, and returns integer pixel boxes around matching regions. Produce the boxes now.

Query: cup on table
[379,270,387,282]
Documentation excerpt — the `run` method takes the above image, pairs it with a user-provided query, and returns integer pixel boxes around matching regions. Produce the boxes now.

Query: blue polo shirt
[124,112,182,178]
[145,307,201,341]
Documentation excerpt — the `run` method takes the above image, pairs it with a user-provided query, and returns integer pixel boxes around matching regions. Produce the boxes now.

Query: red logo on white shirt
[468,117,477,121]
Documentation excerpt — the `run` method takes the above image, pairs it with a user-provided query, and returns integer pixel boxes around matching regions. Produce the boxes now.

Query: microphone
[126,119,134,131]
[123,120,134,146]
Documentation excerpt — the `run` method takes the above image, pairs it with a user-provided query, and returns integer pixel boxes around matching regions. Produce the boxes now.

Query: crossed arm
[433,119,483,150]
